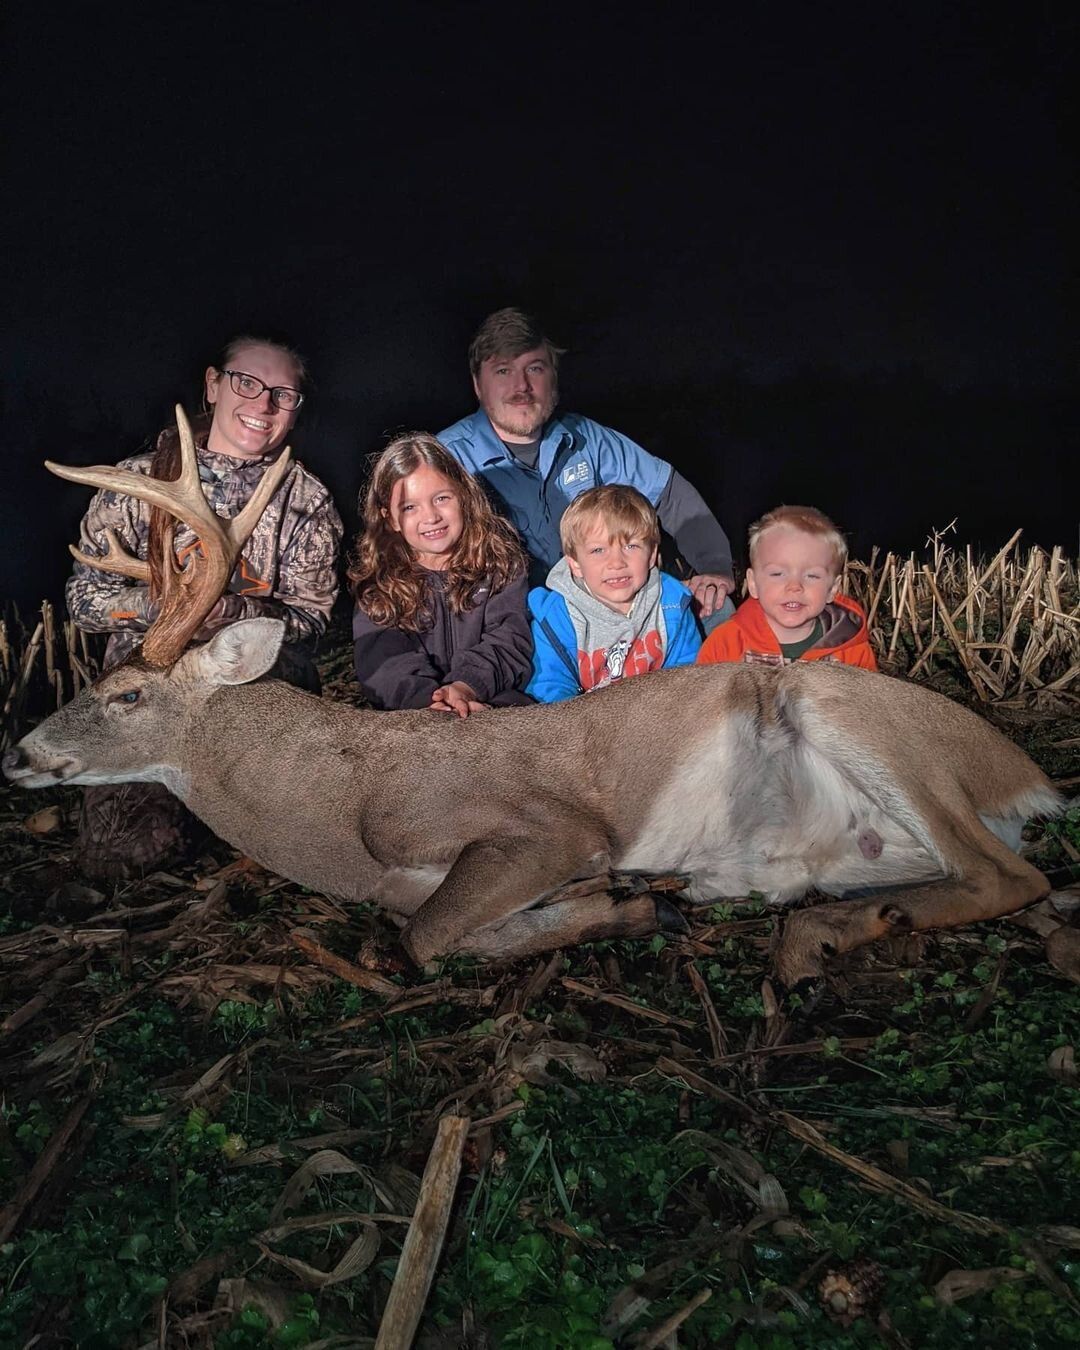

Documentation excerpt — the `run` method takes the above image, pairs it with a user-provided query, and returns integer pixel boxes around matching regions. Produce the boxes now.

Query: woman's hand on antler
[107,586,161,630]
[191,593,248,640]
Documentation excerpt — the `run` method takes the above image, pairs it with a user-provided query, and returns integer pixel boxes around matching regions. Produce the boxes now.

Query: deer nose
[1,747,27,778]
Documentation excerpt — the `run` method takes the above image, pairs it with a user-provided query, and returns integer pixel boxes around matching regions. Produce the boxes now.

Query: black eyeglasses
[219,369,304,412]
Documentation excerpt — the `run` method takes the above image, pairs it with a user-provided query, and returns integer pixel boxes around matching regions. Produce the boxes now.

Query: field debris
[1,793,1079,1342]
[846,528,1080,702]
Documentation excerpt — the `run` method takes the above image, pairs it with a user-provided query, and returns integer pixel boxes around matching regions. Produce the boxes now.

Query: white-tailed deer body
[1,408,1065,985]
[4,618,1061,982]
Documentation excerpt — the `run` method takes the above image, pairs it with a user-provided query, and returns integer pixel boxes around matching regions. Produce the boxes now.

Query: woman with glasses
[65,335,344,879]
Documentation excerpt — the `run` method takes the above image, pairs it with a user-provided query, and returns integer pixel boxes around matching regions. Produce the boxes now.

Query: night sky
[2,2,1076,610]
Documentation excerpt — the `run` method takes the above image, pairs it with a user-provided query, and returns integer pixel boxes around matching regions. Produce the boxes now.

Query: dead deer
[2,408,1069,991]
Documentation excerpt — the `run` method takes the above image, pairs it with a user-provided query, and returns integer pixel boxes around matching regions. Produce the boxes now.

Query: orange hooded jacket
[697,594,878,671]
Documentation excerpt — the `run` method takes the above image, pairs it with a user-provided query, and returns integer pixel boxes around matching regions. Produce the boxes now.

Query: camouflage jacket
[65,434,343,667]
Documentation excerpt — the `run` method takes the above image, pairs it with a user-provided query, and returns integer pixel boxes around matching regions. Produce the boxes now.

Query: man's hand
[687,574,734,618]
[430,681,487,718]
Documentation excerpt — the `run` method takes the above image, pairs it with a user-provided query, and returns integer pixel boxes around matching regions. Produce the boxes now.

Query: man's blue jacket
[438,409,673,581]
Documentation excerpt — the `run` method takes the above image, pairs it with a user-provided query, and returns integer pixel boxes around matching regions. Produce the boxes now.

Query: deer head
[2,406,294,791]
[2,619,286,791]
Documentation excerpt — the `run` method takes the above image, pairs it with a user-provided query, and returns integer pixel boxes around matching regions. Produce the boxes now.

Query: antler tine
[229,439,293,545]
[46,458,218,528]
[45,405,227,544]
[173,403,206,497]
[166,404,292,547]
[68,529,151,582]
[141,407,294,667]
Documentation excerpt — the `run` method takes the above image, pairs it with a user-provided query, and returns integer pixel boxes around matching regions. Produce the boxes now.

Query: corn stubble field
[1,534,1079,1349]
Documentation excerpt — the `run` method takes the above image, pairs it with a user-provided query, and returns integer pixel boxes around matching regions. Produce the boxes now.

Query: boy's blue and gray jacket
[438,409,733,586]
[526,562,702,703]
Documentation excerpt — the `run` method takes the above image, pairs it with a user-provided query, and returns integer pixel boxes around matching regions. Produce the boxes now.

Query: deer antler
[49,405,293,666]
[69,528,152,582]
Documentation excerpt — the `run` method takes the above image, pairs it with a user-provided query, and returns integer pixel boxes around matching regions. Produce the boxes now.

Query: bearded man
[439,308,735,621]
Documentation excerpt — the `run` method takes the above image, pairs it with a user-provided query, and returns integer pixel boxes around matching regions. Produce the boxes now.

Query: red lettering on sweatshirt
[577,629,664,690]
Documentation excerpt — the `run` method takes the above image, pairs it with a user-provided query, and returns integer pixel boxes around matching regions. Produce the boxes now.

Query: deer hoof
[1046,925,1080,985]
[653,894,690,936]
[398,928,431,968]
[781,975,828,1018]
[880,903,913,931]
[772,910,837,991]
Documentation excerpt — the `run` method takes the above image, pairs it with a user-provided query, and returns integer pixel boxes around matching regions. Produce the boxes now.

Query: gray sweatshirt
[544,557,667,690]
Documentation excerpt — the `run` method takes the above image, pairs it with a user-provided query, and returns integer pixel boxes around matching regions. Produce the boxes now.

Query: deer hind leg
[773,827,1050,990]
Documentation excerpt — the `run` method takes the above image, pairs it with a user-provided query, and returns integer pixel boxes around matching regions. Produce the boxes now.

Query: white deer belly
[616,716,778,899]
[616,717,944,903]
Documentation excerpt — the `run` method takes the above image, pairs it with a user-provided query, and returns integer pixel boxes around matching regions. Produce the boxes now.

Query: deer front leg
[774,845,1050,991]
[454,885,688,962]
[401,833,611,965]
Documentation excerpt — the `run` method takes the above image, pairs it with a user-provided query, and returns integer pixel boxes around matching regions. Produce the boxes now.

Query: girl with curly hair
[349,434,533,715]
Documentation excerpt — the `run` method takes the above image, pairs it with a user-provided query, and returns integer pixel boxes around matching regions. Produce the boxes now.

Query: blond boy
[696,505,877,670]
[527,486,702,701]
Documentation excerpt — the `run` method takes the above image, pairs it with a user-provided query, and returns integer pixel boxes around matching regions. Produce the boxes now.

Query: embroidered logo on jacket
[560,460,593,489]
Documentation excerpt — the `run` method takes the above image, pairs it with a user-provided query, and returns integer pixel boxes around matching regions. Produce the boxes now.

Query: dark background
[1,1,1076,612]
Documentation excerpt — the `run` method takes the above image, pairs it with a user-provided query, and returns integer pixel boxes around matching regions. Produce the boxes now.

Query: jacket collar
[468,409,574,477]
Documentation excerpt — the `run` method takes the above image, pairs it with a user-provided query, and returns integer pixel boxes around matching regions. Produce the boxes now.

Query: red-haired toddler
[697,505,877,670]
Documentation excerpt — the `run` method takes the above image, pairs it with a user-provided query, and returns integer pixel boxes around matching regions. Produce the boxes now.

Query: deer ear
[186,619,286,686]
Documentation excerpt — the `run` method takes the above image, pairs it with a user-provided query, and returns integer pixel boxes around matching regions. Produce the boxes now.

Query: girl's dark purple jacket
[352,571,533,709]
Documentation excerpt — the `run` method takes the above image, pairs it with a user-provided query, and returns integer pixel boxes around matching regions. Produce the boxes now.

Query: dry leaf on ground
[934,1266,1029,1304]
